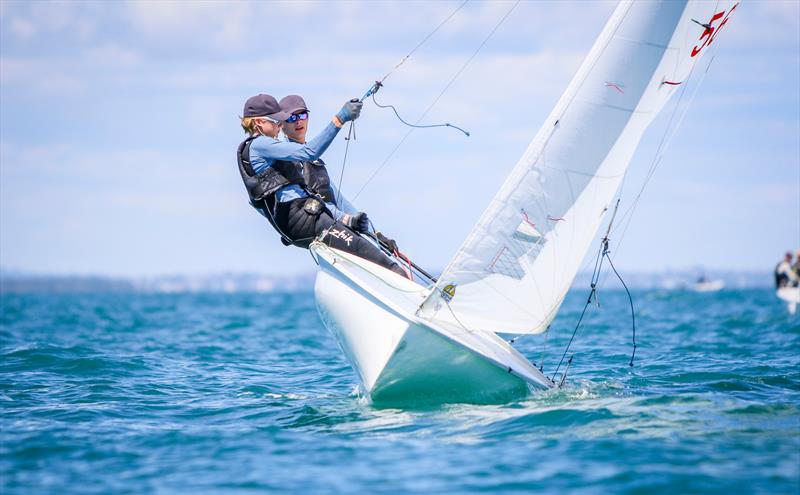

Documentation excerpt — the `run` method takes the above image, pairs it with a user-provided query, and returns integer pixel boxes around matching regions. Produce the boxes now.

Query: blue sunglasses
[285,112,309,124]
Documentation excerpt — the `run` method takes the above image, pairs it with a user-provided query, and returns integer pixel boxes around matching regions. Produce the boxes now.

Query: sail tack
[420,0,739,335]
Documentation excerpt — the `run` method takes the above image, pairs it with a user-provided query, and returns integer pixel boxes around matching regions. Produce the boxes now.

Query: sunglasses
[254,116,281,125]
[285,112,309,124]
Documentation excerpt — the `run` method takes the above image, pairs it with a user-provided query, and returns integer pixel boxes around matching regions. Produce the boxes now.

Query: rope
[378,0,470,85]
[371,92,470,136]
[550,239,605,382]
[604,248,636,366]
[423,1,632,324]
[542,31,722,382]
[548,199,635,383]
[352,0,521,201]
[443,298,478,335]
[538,326,550,372]
[544,24,726,381]
[334,2,470,204]
[610,52,716,248]
[336,120,356,203]
[394,249,414,280]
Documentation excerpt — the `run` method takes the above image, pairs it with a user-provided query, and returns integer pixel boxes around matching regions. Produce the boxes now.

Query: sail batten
[419,0,739,335]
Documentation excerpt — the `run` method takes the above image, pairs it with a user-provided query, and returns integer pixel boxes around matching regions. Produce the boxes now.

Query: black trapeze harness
[236,136,337,246]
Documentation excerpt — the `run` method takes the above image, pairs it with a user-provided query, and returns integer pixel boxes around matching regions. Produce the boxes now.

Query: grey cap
[279,94,309,115]
[242,94,290,121]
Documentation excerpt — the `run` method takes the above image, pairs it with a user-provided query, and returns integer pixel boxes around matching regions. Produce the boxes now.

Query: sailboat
[310,0,740,405]
[777,287,800,315]
[694,276,725,293]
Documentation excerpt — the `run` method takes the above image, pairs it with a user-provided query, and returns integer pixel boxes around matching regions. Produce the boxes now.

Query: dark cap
[279,94,309,115]
[242,94,290,121]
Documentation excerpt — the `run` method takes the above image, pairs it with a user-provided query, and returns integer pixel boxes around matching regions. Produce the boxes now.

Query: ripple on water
[1,290,798,495]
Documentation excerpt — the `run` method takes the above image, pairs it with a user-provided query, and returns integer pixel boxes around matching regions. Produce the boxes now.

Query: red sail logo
[691,3,739,58]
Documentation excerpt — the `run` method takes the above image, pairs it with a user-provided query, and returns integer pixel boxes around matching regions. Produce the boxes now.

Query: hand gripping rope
[330,1,521,277]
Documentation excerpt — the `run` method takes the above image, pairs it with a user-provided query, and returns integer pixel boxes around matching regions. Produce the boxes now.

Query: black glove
[343,212,369,234]
[376,232,399,253]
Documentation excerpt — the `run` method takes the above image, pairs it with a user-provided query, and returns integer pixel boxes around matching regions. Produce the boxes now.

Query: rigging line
[545,202,635,380]
[427,2,632,302]
[442,297,478,336]
[379,0,470,85]
[605,52,716,285]
[604,249,637,367]
[336,120,356,204]
[550,240,606,381]
[538,326,550,372]
[337,1,468,198]
[352,0,521,202]
[508,198,617,346]
[611,53,710,239]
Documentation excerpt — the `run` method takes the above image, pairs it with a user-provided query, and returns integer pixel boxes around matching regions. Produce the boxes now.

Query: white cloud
[750,183,800,204]
[725,0,800,47]
[85,43,144,68]
[2,1,97,41]
[125,0,255,51]
[9,17,35,39]
[0,56,33,84]
[1,0,798,275]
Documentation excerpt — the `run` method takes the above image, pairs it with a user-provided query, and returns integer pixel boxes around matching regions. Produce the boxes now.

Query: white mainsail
[419,0,739,334]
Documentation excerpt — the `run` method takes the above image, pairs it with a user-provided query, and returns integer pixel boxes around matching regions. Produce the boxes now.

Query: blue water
[1,289,798,494]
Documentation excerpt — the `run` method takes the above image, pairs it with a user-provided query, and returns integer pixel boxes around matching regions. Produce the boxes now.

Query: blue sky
[1,0,798,277]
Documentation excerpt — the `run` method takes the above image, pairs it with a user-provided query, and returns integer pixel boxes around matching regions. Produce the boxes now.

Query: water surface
[2,289,798,494]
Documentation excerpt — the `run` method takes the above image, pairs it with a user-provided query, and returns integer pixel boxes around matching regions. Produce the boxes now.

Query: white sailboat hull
[694,280,725,293]
[311,242,554,406]
[777,287,800,315]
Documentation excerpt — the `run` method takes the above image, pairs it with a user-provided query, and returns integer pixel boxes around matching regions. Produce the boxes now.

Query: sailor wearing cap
[236,93,404,275]
[278,94,357,213]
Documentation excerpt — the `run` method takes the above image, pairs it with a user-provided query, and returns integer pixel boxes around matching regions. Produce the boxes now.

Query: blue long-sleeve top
[249,121,347,219]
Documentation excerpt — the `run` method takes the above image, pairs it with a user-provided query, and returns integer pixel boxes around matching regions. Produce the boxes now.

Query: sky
[1,0,798,277]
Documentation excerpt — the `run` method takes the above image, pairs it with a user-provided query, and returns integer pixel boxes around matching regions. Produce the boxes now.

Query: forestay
[419,0,739,334]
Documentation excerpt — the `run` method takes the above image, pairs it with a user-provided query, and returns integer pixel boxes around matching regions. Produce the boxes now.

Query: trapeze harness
[236,137,403,276]
[237,135,338,247]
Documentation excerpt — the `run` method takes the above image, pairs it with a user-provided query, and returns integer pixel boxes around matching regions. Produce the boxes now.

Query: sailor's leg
[314,214,406,276]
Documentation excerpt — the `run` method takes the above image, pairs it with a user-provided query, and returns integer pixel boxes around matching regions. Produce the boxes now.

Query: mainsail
[419,0,739,334]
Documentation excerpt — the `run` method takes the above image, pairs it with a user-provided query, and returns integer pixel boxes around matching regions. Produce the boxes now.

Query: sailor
[793,249,800,284]
[774,252,798,288]
[237,93,404,276]
[278,94,354,212]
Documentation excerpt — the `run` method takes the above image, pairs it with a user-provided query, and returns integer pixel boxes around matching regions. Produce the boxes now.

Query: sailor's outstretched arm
[256,121,341,163]
[252,100,363,163]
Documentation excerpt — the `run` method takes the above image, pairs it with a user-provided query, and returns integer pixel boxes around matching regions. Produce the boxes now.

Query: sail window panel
[435,173,625,336]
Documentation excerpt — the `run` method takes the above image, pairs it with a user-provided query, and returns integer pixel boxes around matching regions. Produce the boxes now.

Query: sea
[1,288,798,494]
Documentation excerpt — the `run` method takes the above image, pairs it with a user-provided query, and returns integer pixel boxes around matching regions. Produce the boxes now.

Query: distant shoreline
[0,270,773,294]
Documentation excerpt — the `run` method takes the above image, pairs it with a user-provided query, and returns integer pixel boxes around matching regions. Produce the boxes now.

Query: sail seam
[538,165,625,179]
[614,37,671,50]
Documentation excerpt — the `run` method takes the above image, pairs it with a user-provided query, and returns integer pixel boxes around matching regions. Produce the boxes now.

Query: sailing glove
[336,99,363,123]
[376,232,399,253]
[342,212,369,234]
